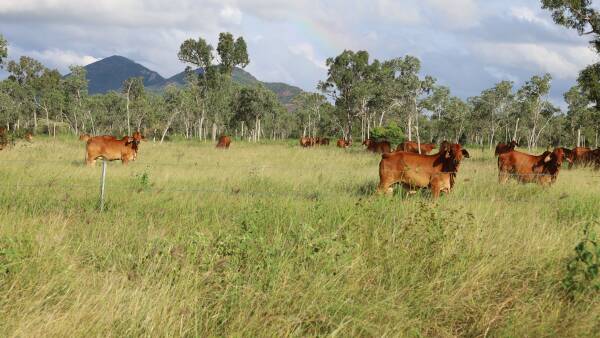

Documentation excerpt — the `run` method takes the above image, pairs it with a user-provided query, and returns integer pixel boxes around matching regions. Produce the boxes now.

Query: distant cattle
[337,138,351,148]
[216,135,231,149]
[363,139,391,154]
[85,132,144,166]
[494,140,518,156]
[300,137,313,147]
[396,141,436,154]
[377,143,470,198]
[567,147,592,169]
[497,148,566,185]
[319,138,330,146]
[0,127,6,150]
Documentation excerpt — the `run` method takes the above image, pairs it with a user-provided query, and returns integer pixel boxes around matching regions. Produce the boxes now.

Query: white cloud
[220,5,243,25]
[7,45,98,73]
[509,6,552,27]
[474,42,598,79]
[424,0,480,28]
[289,43,327,70]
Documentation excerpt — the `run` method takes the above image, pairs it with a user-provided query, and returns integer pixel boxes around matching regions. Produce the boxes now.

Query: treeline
[1,23,599,148]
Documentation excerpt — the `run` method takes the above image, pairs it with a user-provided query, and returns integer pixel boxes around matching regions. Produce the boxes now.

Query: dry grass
[1,137,599,337]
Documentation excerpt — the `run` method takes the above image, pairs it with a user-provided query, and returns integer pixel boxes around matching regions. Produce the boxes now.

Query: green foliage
[370,122,404,144]
[541,0,600,52]
[0,34,7,68]
[563,223,600,297]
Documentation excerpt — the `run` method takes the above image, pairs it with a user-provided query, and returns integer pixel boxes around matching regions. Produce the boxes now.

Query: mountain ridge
[76,55,303,105]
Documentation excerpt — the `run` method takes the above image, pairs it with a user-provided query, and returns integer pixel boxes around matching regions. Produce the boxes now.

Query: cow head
[509,140,519,148]
[362,139,372,147]
[537,148,566,183]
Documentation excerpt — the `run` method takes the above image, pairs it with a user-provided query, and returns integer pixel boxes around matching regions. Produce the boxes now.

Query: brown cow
[494,140,518,156]
[497,148,566,185]
[85,132,143,166]
[300,137,313,147]
[377,143,470,198]
[363,139,391,154]
[319,137,330,146]
[216,135,231,149]
[337,138,351,148]
[567,147,591,169]
[396,141,436,154]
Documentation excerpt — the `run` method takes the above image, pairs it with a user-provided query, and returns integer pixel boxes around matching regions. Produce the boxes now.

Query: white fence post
[99,160,107,211]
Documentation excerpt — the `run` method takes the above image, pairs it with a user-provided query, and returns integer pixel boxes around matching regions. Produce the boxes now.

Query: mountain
[82,55,165,94]
[79,55,303,105]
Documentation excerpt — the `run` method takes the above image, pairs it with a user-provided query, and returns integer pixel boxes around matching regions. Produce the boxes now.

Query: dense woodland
[1,1,600,150]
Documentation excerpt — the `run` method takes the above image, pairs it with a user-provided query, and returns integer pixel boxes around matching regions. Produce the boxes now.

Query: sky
[0,0,598,106]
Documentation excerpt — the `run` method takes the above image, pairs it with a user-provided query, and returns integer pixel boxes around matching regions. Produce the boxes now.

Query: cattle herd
[3,128,600,198]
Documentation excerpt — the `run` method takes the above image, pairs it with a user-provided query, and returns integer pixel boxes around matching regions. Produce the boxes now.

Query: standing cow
[497,148,566,185]
[377,143,470,198]
[85,132,144,166]
[216,135,231,149]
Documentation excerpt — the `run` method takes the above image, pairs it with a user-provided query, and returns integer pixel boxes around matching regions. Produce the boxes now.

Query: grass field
[1,137,600,337]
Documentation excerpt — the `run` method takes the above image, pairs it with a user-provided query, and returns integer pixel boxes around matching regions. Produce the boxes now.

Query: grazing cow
[363,139,391,154]
[85,132,143,166]
[216,135,231,149]
[319,138,330,146]
[396,141,437,154]
[337,138,351,148]
[497,148,566,185]
[377,143,470,198]
[567,147,592,169]
[494,140,518,156]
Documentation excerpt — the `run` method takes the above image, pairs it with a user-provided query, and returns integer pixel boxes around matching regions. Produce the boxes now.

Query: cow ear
[462,149,470,158]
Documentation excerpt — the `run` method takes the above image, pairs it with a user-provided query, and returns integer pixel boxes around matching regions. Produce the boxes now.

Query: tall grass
[1,137,599,336]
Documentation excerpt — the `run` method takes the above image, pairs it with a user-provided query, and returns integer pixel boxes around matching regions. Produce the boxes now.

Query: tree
[319,50,381,141]
[63,65,89,135]
[122,77,144,135]
[516,74,553,150]
[33,69,63,135]
[217,33,250,75]
[0,34,7,68]
[6,56,46,130]
[293,92,328,138]
[541,0,600,53]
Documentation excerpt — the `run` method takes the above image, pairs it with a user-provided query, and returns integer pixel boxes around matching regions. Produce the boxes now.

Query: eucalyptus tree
[292,92,328,138]
[422,85,451,141]
[0,34,7,67]
[63,65,88,134]
[384,55,435,150]
[33,69,63,135]
[318,50,381,141]
[471,81,514,148]
[216,32,250,76]
[122,77,144,134]
[6,56,45,130]
[541,0,600,53]
[516,74,553,150]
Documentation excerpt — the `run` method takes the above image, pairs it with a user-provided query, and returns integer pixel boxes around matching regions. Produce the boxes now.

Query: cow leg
[376,179,395,195]
[498,171,509,184]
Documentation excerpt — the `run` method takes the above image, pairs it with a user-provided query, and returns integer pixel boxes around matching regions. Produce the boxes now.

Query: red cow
[363,139,391,154]
[377,143,470,198]
[494,140,518,156]
[497,148,566,185]
[216,135,231,149]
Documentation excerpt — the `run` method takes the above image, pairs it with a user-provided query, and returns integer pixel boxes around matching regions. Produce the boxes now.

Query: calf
[497,148,566,185]
[377,143,470,198]
[363,138,391,154]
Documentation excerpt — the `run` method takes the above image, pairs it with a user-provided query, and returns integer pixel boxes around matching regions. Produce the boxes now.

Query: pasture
[1,137,600,336]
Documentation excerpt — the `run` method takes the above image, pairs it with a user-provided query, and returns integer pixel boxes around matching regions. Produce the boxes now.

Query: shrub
[563,223,600,297]
[370,122,405,145]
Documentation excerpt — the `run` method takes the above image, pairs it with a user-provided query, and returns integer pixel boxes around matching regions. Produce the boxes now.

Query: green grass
[1,137,600,336]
